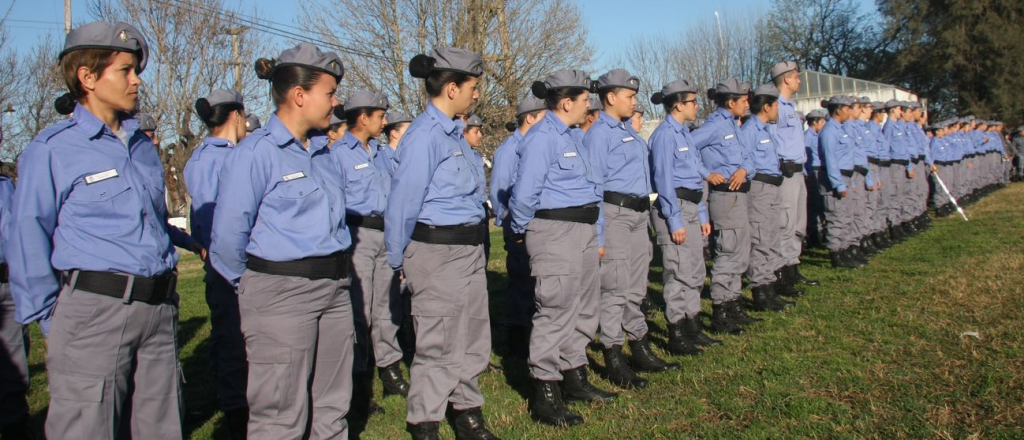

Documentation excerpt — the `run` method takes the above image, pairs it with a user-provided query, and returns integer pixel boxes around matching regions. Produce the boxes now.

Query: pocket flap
[49,372,105,402]
[248,345,291,364]
[411,300,456,317]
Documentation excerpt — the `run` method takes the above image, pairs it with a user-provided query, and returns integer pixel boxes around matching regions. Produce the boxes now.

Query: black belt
[779,161,803,178]
[603,191,650,212]
[854,165,869,176]
[917,155,926,162]
[878,160,891,167]
[840,169,854,177]
[534,204,600,224]
[0,262,7,283]
[867,157,882,165]
[674,187,703,204]
[346,214,384,231]
[891,159,909,166]
[912,158,923,165]
[752,173,783,186]
[936,161,953,166]
[411,222,485,245]
[247,252,350,280]
[68,270,177,304]
[709,181,751,193]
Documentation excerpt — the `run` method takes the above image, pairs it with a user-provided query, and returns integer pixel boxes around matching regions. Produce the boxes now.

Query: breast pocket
[435,153,475,195]
[267,178,322,229]
[63,177,135,235]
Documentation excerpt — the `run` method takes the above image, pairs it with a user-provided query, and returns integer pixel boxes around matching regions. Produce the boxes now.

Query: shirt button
[299,191,304,196]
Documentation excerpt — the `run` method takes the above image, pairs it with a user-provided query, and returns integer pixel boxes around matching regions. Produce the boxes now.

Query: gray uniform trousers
[884,165,903,227]
[932,165,953,207]
[651,201,705,323]
[501,222,535,328]
[850,172,870,240]
[239,270,354,440]
[599,204,653,348]
[777,174,807,267]
[203,266,248,411]
[45,283,183,440]
[914,163,929,215]
[526,218,599,381]
[403,241,490,424]
[350,226,403,372]
[822,175,854,252]
[867,163,885,234]
[0,282,29,424]
[746,180,783,288]
[708,190,751,304]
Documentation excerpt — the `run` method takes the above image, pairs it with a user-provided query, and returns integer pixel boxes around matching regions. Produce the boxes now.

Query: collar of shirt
[265,113,330,154]
[203,136,234,148]
[342,130,372,153]
[425,102,459,137]
[597,111,627,130]
[749,115,771,133]
[71,104,140,140]
[665,114,689,134]
[543,111,572,136]
[710,107,735,124]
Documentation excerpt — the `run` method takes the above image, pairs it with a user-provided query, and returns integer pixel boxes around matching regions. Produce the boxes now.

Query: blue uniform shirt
[9,104,180,335]
[210,114,352,283]
[884,119,914,172]
[384,103,485,270]
[490,130,525,227]
[0,176,13,264]
[819,118,855,192]
[509,111,602,240]
[649,115,710,232]
[740,116,783,177]
[847,120,875,187]
[868,121,891,160]
[584,111,652,197]
[184,136,234,249]
[378,143,398,174]
[804,128,821,172]
[692,108,754,178]
[774,96,807,163]
[332,131,391,217]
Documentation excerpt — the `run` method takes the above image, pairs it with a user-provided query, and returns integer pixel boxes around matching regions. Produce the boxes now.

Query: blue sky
[5,0,874,64]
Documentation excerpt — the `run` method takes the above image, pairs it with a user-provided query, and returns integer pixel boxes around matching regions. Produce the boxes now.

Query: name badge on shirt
[282,171,306,182]
[354,163,369,170]
[724,134,735,140]
[621,137,635,143]
[453,150,464,157]
[678,146,690,152]
[85,169,119,184]
[759,139,771,144]
[842,134,849,138]
[563,151,578,158]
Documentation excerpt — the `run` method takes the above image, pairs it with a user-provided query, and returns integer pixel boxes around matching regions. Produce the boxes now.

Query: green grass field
[22,184,1024,439]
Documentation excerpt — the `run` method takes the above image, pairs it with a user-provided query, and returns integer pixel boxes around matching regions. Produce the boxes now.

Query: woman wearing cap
[804,109,829,248]
[183,88,250,438]
[819,95,862,269]
[509,70,613,427]
[209,42,354,439]
[9,21,186,438]
[648,79,722,356]
[490,95,545,359]
[866,102,894,250]
[384,48,500,440]
[332,90,410,414]
[739,84,797,312]
[381,111,413,173]
[587,68,678,389]
[691,79,757,336]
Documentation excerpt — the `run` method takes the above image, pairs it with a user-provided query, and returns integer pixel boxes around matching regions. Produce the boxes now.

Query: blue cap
[60,22,149,73]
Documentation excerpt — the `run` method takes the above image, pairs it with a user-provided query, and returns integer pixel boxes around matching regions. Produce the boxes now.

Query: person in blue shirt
[8,22,188,439]
[381,111,413,175]
[882,100,912,242]
[586,69,679,387]
[182,88,250,439]
[691,78,757,336]
[930,121,957,217]
[509,70,610,427]
[209,43,356,439]
[462,114,493,260]
[904,102,932,233]
[578,94,602,133]
[0,173,28,439]
[818,95,862,269]
[844,99,877,264]
[648,79,722,356]
[489,95,546,359]
[804,109,828,249]
[383,48,500,440]
[866,102,895,250]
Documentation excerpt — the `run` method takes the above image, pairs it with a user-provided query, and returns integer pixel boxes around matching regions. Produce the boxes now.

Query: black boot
[902,221,916,237]
[889,224,905,242]
[408,422,441,440]
[351,371,385,416]
[504,325,530,359]
[774,269,805,297]
[831,249,854,268]
[640,294,656,318]
[224,407,248,440]
[787,264,819,286]
[629,335,680,372]
[561,366,617,403]
[667,320,703,356]
[727,298,764,323]
[0,414,31,440]
[710,302,745,335]
[860,237,878,256]
[873,231,891,250]
[379,361,411,397]
[602,345,649,389]
[530,380,584,426]
[846,247,868,267]
[451,407,501,440]
[752,285,787,312]
[682,315,721,347]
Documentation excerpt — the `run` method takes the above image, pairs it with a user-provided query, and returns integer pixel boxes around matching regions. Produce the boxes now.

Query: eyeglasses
[679,99,698,106]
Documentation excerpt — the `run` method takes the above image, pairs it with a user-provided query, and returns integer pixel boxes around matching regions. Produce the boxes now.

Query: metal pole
[225,27,247,92]
[64,0,72,34]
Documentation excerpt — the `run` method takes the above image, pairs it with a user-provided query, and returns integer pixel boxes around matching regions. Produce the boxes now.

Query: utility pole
[224,27,248,92]
[64,0,72,34]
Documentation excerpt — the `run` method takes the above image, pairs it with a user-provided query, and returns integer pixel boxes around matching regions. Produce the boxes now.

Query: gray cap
[204,89,244,108]
[770,60,800,79]
[712,78,750,95]
[515,95,546,117]
[588,95,603,112]
[597,69,640,91]
[385,111,413,125]
[964,115,976,121]
[905,101,921,110]
[752,83,780,98]
[61,22,149,73]
[344,91,389,112]
[466,114,483,127]
[871,101,886,111]
[409,47,484,78]
[634,106,645,115]
[651,79,698,104]
[245,114,261,132]
[274,42,344,80]
[137,113,156,131]
[821,95,855,107]
[858,96,872,104]
[532,70,595,98]
[884,99,904,109]
[806,109,828,119]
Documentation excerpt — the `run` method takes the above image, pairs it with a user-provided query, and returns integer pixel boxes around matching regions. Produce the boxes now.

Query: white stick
[932,170,968,221]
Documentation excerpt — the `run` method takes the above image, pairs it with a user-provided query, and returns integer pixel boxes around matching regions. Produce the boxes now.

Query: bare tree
[764,0,891,76]
[0,20,21,170]
[5,35,65,169]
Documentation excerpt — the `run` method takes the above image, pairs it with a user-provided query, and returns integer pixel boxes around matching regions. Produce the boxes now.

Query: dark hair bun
[820,100,829,109]
[54,93,76,115]
[408,54,436,79]
[254,58,277,80]
[332,104,346,120]
[706,88,717,101]
[505,121,517,132]
[650,92,665,105]
[589,80,600,93]
[531,81,548,99]
[195,98,212,120]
